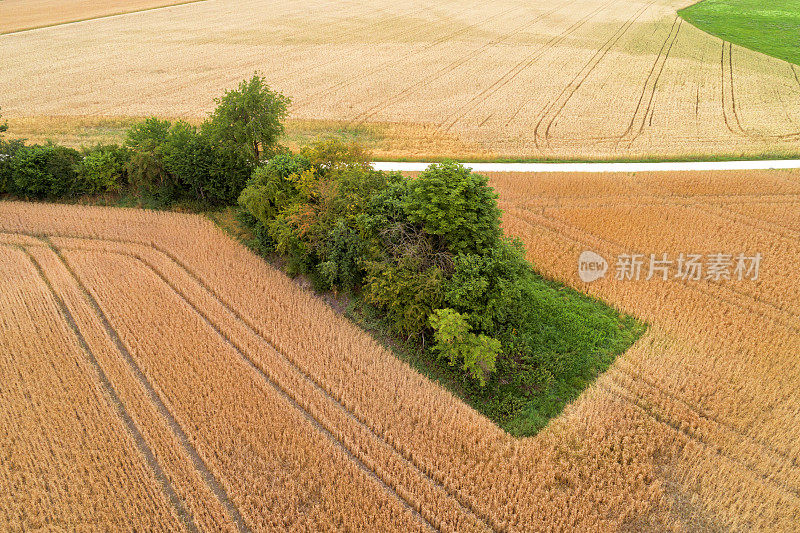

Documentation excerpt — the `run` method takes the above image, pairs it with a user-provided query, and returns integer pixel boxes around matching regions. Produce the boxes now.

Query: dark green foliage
[125,118,252,206]
[125,118,173,199]
[203,73,291,164]
[403,161,501,255]
[9,144,81,198]
[0,139,25,194]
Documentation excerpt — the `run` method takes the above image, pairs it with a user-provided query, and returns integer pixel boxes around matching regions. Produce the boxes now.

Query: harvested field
[0,0,208,34]
[2,180,799,530]
[1,0,799,160]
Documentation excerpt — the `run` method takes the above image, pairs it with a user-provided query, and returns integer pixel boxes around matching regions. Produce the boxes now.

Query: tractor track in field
[722,42,800,141]
[291,0,485,107]
[16,246,200,533]
[616,16,682,147]
[346,2,533,126]
[38,239,253,533]
[532,0,658,150]
[436,0,617,135]
[13,231,499,533]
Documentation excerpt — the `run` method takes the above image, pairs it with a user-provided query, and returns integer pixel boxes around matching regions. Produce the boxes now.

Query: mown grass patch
[679,0,800,66]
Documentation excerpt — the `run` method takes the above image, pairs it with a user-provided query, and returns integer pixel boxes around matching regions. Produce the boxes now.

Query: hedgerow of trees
[0,73,286,205]
[0,77,640,414]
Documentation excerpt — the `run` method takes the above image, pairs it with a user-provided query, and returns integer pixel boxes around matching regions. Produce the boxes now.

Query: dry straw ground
[1,0,799,160]
[2,173,799,530]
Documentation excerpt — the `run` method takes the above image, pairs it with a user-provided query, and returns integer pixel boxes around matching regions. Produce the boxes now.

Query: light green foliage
[75,145,129,195]
[204,73,291,163]
[403,160,501,255]
[429,309,500,387]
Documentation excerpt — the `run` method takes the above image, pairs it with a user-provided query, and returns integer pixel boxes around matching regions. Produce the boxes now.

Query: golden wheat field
[0,0,205,34]
[1,174,799,530]
[1,0,799,160]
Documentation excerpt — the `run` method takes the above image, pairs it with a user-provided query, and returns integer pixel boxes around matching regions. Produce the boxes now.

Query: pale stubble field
[1,0,799,160]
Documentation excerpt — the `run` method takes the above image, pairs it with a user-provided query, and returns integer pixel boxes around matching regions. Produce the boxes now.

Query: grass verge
[679,0,800,66]
[8,115,800,163]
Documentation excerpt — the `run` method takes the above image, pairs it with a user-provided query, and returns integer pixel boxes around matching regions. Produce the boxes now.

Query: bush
[10,144,81,198]
[75,144,130,195]
[125,118,174,199]
[125,118,251,205]
[238,146,515,385]
[403,161,502,255]
[429,308,500,387]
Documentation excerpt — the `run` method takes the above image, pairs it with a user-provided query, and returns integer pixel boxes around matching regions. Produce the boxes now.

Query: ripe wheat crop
[2,0,799,160]
[0,0,206,34]
[1,185,799,530]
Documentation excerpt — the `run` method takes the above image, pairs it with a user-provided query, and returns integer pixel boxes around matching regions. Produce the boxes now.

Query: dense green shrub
[236,142,645,395]
[9,144,81,198]
[238,141,520,385]
[403,161,502,255]
[125,118,251,205]
[75,144,130,195]
[0,140,25,194]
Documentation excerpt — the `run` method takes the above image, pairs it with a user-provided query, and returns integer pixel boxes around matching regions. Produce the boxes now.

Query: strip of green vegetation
[679,0,800,66]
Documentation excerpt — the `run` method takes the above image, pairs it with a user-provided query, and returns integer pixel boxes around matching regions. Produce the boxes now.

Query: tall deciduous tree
[204,73,290,164]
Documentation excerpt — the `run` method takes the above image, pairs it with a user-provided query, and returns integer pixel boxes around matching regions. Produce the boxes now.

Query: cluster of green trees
[238,142,585,388]
[0,75,289,205]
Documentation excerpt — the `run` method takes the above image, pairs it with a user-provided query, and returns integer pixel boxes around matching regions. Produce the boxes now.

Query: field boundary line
[0,0,210,36]
[14,245,198,533]
[40,238,252,533]
[500,211,800,465]
[499,213,800,500]
[49,234,499,532]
